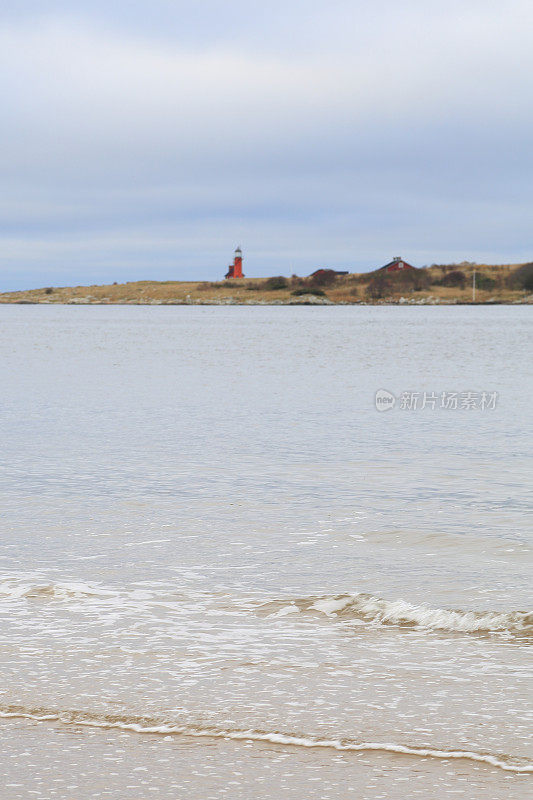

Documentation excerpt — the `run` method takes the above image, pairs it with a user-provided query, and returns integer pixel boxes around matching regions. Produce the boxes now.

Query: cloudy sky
[1,1,532,289]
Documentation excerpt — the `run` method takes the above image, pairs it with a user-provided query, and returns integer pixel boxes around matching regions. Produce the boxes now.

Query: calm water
[0,305,531,799]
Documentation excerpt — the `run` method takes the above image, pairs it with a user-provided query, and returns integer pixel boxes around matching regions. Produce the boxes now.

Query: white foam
[308,593,532,634]
[311,597,353,616]
[2,576,531,635]
[0,579,117,600]
[0,709,530,773]
[269,605,300,618]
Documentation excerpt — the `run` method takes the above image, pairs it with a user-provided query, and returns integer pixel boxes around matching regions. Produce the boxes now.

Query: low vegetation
[507,262,533,290]
[291,288,326,297]
[1,261,531,305]
[366,267,431,299]
[264,276,288,290]
[435,270,467,288]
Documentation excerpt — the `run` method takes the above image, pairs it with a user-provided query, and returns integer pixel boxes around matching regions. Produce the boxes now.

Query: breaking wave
[0,578,123,601]
[0,705,531,774]
[0,577,181,604]
[262,593,533,635]
[1,576,531,637]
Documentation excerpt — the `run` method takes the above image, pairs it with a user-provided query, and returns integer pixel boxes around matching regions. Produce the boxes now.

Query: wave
[262,593,533,635]
[0,579,120,601]
[0,705,530,774]
[2,577,531,637]
[0,577,177,603]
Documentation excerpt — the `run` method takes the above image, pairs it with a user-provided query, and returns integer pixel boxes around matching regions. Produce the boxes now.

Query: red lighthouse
[225,247,244,279]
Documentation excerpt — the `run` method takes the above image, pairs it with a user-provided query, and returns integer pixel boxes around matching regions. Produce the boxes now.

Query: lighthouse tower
[225,247,244,279]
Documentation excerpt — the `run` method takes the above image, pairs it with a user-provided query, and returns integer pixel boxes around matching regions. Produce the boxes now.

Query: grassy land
[0,263,531,305]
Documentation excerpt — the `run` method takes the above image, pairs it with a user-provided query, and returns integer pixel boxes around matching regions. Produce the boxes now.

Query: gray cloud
[1,2,532,289]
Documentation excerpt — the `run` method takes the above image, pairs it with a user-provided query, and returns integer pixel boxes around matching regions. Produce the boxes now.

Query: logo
[375,389,396,411]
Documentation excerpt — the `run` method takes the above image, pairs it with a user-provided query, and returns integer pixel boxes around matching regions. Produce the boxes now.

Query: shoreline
[1,298,531,306]
[1,263,531,306]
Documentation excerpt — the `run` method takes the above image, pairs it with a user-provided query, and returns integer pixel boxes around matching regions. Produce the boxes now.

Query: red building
[379,256,415,273]
[225,247,244,279]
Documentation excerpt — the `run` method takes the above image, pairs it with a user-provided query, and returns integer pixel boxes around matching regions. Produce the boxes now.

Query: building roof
[379,257,415,271]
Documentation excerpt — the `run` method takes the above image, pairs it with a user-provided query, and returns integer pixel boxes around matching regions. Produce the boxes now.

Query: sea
[0,304,531,799]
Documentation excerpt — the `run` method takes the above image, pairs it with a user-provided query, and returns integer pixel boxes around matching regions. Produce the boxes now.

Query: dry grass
[1,263,531,305]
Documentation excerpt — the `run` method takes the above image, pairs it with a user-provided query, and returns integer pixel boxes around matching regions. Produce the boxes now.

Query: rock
[289,294,333,305]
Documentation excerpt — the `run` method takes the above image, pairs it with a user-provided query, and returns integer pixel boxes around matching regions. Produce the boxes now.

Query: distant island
[1,260,532,306]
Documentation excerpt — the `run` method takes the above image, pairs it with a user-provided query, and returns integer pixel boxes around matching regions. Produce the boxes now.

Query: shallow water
[0,305,531,798]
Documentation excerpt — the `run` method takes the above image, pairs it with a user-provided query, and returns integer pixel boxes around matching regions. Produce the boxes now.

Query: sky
[1,0,532,289]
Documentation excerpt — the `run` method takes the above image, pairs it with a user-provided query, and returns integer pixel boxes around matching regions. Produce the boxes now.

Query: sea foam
[266,593,533,634]
[0,706,531,774]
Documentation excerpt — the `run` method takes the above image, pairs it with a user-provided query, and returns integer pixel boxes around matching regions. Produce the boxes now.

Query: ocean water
[0,304,531,799]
